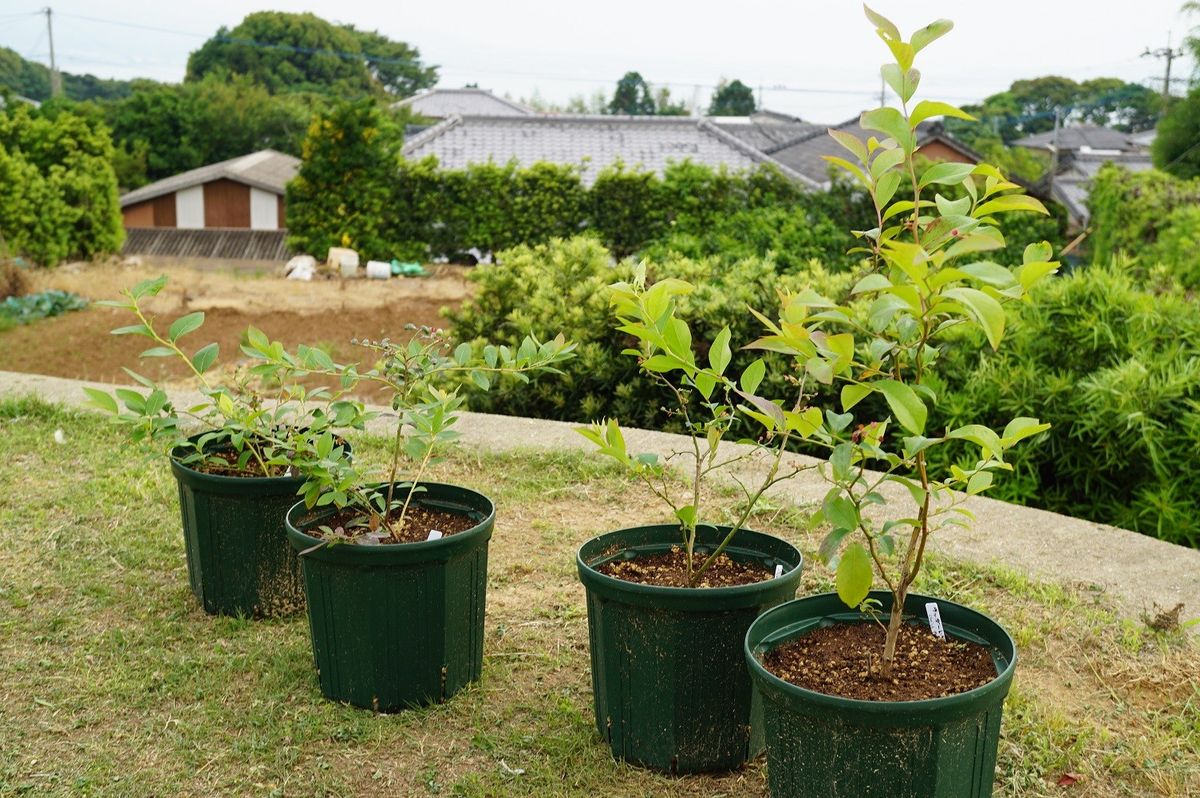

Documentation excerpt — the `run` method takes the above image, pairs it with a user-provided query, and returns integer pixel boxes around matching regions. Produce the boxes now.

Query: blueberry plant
[85,275,368,476]
[578,265,819,585]
[254,325,575,544]
[753,6,1058,674]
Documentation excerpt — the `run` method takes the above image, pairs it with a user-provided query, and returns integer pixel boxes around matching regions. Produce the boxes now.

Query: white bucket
[365,260,391,279]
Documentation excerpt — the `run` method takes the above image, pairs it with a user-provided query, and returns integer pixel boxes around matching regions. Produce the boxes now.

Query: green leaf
[828,128,867,162]
[863,5,900,40]
[191,343,219,374]
[919,162,976,189]
[841,383,873,411]
[709,327,732,374]
[861,107,914,152]
[910,18,953,53]
[959,261,1016,288]
[129,275,167,299]
[1023,241,1054,264]
[943,287,1005,349]
[852,274,893,294]
[739,359,765,394]
[967,471,994,494]
[82,387,118,414]
[168,311,204,342]
[909,99,972,127]
[675,505,697,528]
[881,64,920,103]
[823,492,859,532]
[876,170,902,208]
[470,371,490,390]
[870,146,905,178]
[835,543,873,608]
[975,194,1049,217]
[140,346,176,358]
[818,527,853,564]
[947,424,1004,460]
[830,444,854,482]
[111,323,152,338]
[1001,417,1051,446]
[875,379,927,434]
[453,342,472,365]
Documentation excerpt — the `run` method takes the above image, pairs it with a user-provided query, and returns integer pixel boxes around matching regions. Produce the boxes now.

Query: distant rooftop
[393,88,534,118]
[1014,124,1143,153]
[120,150,300,207]
[402,114,819,187]
[710,111,822,154]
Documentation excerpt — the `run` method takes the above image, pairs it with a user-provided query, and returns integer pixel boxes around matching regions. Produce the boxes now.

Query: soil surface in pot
[597,546,773,588]
[186,446,292,478]
[762,621,996,701]
[306,504,477,545]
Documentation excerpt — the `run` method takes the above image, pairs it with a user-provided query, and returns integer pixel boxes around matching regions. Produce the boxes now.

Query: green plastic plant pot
[285,482,494,712]
[744,590,1017,798]
[576,524,804,773]
[170,433,340,618]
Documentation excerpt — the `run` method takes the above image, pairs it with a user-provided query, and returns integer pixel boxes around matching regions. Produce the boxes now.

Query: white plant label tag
[774,564,784,579]
[427,530,443,541]
[926,602,946,640]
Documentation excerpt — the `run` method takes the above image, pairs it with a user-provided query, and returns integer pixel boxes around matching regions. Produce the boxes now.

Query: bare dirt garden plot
[0,261,473,404]
[0,398,1196,797]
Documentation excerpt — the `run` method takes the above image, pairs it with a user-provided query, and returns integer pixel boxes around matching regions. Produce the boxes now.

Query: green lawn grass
[0,397,1196,797]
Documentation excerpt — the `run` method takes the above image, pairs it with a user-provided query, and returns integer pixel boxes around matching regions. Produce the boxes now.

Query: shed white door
[175,185,204,229]
[250,188,279,230]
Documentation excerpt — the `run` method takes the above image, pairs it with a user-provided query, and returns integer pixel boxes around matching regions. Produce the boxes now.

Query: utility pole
[880,74,886,107]
[1048,105,1061,199]
[1142,33,1184,112]
[44,6,61,98]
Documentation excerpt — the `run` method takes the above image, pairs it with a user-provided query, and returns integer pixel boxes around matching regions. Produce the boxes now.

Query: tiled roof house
[402,114,821,188]
[393,88,534,118]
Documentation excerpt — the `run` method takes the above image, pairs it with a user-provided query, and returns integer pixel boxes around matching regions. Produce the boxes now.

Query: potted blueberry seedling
[575,267,819,773]
[742,8,1057,797]
[85,275,369,617]
[262,326,574,712]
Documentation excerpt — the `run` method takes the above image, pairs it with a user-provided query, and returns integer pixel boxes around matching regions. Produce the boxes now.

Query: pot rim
[285,480,496,559]
[744,590,1018,712]
[576,523,804,600]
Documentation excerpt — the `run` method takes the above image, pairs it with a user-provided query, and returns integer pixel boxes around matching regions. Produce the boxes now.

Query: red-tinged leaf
[1056,773,1082,787]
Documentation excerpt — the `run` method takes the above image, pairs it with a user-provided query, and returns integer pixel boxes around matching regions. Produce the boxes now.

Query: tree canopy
[0,102,123,265]
[97,75,321,190]
[0,47,138,103]
[1152,88,1200,179]
[946,75,1160,146]
[185,12,437,97]
[709,79,756,116]
[608,72,656,115]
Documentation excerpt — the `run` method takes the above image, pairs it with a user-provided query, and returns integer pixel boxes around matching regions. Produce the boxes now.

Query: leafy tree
[709,79,756,116]
[100,75,320,189]
[0,103,123,265]
[286,99,401,260]
[608,71,656,115]
[653,86,689,116]
[186,12,436,97]
[1153,88,1200,178]
[0,46,138,103]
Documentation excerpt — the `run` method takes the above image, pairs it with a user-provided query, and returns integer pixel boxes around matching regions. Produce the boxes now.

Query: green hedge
[1087,163,1200,289]
[929,261,1200,547]
[446,236,853,429]
[0,103,123,265]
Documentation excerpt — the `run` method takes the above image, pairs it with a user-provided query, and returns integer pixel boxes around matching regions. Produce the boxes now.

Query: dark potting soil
[189,446,291,478]
[761,621,997,701]
[311,504,477,545]
[597,546,774,588]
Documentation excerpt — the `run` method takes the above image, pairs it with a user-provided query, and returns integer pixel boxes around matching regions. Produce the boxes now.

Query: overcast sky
[2,1,1195,120]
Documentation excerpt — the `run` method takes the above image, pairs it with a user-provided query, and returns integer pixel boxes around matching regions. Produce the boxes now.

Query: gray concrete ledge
[2,369,1196,628]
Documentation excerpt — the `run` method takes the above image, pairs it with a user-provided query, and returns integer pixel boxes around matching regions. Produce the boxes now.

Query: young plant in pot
[85,275,370,618]
[742,8,1058,797]
[267,326,574,712]
[575,267,819,773]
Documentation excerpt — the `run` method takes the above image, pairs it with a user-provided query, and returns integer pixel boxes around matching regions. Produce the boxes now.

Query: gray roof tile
[402,114,819,187]
[120,150,299,207]
[1015,124,1140,152]
[393,88,533,117]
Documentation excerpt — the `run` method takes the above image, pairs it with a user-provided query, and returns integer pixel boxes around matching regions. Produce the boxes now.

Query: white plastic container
[365,260,391,279]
